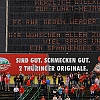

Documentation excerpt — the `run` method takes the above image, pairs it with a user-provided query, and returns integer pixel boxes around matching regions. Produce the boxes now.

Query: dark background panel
[48,53,99,75]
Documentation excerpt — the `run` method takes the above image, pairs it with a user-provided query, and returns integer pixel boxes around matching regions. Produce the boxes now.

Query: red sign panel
[0,54,49,75]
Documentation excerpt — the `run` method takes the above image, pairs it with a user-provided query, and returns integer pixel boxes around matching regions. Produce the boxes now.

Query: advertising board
[0,53,100,75]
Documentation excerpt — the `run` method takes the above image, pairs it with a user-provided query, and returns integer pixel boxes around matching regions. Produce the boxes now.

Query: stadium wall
[0,0,6,52]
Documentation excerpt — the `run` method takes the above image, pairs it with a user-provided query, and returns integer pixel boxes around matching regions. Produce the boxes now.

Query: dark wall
[0,0,6,52]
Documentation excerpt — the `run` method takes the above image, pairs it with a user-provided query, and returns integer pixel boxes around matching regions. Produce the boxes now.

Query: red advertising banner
[0,54,49,75]
[0,53,100,75]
